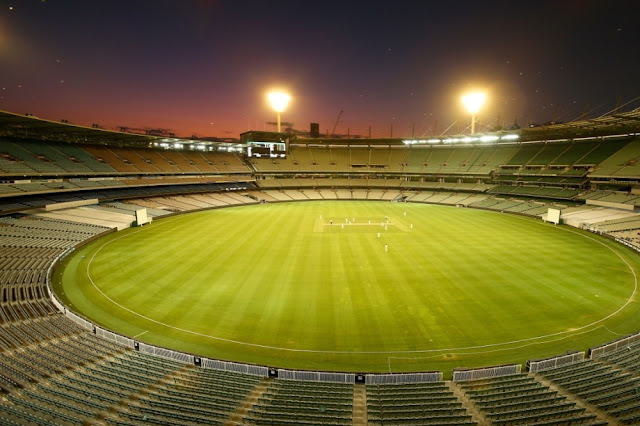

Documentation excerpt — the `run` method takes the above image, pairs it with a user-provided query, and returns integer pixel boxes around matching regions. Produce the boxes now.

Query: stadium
[2,108,640,425]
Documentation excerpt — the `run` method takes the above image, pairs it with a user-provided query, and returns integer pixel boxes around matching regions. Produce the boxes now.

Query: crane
[119,126,173,137]
[266,121,293,130]
[332,110,343,136]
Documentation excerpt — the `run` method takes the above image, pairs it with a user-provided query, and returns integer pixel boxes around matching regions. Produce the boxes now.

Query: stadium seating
[4,137,640,211]
[539,359,640,423]
[246,380,354,425]
[457,373,607,425]
[366,381,474,425]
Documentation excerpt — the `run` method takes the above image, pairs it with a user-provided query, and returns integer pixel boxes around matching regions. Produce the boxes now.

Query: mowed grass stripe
[55,201,640,373]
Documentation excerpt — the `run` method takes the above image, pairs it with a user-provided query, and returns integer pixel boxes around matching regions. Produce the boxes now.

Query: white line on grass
[83,209,639,356]
[386,323,620,372]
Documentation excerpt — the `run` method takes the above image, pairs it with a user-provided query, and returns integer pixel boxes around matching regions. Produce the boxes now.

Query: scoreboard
[246,141,287,158]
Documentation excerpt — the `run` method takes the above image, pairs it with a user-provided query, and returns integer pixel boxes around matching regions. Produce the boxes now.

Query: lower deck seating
[366,381,475,425]
[540,359,640,423]
[246,380,354,425]
[458,374,603,426]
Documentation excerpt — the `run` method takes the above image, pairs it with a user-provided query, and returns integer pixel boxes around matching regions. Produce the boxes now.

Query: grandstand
[2,109,640,424]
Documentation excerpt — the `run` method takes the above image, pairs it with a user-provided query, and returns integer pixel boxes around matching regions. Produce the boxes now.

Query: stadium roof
[519,108,640,141]
[293,109,640,146]
[0,110,244,150]
[3,108,640,149]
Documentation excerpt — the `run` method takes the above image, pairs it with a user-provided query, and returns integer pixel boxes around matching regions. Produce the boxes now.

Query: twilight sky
[2,0,640,139]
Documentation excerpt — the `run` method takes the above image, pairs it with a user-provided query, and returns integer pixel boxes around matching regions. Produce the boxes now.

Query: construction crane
[266,121,294,131]
[119,126,174,137]
[332,110,343,136]
[119,126,148,134]
[145,128,175,137]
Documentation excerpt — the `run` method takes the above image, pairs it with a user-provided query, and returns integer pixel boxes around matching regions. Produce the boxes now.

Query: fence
[527,352,584,373]
[65,309,94,331]
[278,369,355,383]
[97,327,135,348]
[138,342,194,363]
[200,358,269,377]
[590,331,640,358]
[365,372,442,385]
[453,364,521,382]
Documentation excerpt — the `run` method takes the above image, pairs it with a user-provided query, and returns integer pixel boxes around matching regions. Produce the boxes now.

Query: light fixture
[462,92,486,134]
[267,91,291,133]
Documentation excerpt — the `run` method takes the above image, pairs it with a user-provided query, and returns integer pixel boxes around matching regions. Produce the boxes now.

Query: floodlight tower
[462,92,486,134]
[268,91,291,133]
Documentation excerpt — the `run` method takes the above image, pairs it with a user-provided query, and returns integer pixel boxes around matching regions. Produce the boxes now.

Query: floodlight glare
[462,92,486,134]
[480,135,500,143]
[267,91,291,132]
[268,92,290,112]
[462,93,486,114]
[501,134,520,141]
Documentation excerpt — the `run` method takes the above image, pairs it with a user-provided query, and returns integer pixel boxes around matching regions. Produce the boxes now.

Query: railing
[277,369,355,383]
[615,237,640,253]
[590,331,640,358]
[365,372,442,385]
[138,342,193,363]
[527,351,585,373]
[452,364,521,382]
[97,327,135,347]
[200,358,269,377]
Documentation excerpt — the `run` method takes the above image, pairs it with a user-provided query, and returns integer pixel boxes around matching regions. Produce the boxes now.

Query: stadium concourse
[3,111,640,424]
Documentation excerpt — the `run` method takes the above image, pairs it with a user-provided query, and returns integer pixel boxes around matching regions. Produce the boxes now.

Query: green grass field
[53,201,640,376]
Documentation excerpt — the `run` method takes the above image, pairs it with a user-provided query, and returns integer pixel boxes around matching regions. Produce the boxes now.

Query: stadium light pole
[268,91,291,133]
[462,92,486,134]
